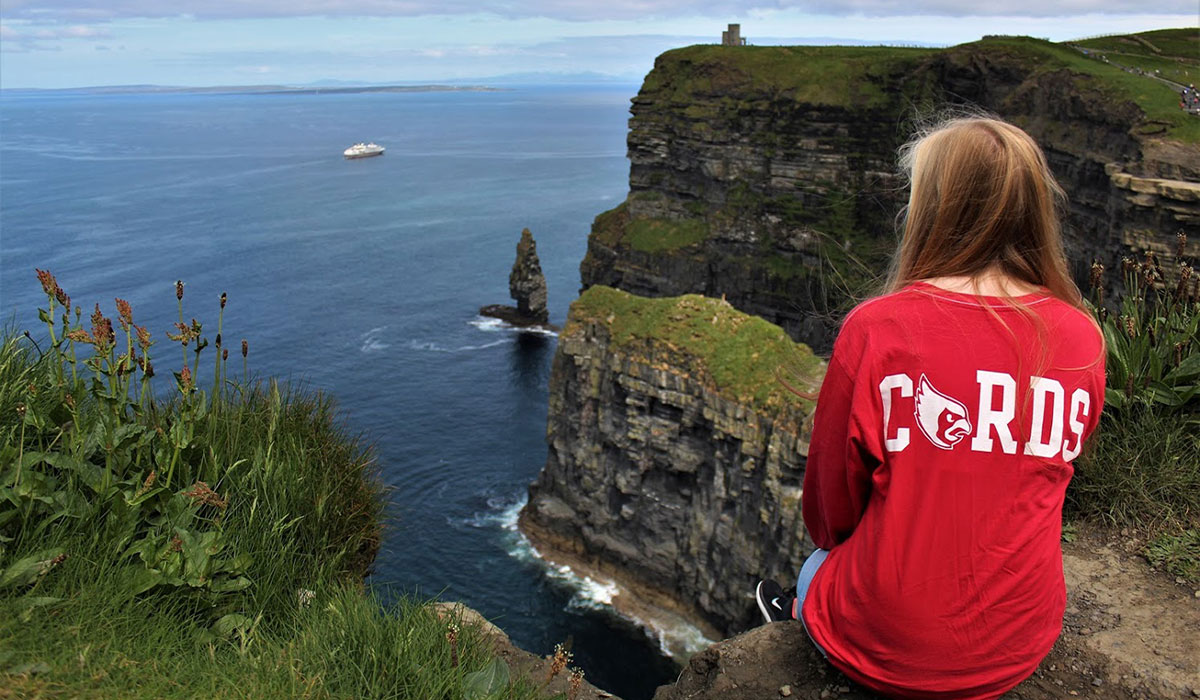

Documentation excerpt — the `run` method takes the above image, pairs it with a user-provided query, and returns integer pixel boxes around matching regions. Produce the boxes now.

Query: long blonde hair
[886,115,1085,313]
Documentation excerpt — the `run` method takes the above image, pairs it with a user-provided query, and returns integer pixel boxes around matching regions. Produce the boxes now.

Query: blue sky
[1,2,1196,88]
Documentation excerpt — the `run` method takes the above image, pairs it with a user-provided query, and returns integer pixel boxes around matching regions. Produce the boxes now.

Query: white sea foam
[469,316,558,338]
[360,326,389,353]
[498,495,716,659]
[406,338,510,353]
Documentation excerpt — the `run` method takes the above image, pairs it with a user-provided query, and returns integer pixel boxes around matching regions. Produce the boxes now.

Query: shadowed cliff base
[518,509,721,659]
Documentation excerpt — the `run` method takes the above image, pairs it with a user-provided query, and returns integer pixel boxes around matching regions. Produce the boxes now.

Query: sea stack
[510,228,549,323]
[480,228,552,327]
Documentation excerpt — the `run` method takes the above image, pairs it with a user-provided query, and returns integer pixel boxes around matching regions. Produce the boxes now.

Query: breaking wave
[360,326,390,353]
[469,316,558,338]
[494,495,715,658]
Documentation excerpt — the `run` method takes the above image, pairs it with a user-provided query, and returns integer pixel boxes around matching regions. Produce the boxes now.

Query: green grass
[642,44,937,109]
[590,202,629,248]
[968,35,1200,143]
[1,574,535,699]
[1073,28,1200,84]
[590,200,710,253]
[568,286,823,417]
[1066,253,1200,582]
[1069,406,1200,530]
[644,35,1200,143]
[1145,529,1200,582]
[0,275,570,699]
[625,217,710,253]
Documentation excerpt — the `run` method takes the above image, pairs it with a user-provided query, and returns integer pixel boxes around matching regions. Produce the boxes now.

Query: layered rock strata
[580,39,1200,351]
[518,286,824,642]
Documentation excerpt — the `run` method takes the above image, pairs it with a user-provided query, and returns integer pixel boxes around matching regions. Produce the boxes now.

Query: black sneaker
[755,579,795,624]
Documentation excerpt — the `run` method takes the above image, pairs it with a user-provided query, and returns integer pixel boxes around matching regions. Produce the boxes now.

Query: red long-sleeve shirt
[801,282,1105,699]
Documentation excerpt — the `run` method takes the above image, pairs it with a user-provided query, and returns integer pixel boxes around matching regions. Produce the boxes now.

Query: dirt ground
[1052,521,1199,698]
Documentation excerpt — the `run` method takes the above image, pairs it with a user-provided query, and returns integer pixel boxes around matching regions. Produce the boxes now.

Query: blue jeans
[795,548,829,656]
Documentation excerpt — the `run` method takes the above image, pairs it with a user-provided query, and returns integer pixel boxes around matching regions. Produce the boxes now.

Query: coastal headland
[518,28,1199,698]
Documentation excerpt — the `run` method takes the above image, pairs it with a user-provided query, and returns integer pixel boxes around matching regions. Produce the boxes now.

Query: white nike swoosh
[771,597,783,609]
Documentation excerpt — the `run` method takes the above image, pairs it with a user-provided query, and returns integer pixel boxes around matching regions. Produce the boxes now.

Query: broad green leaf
[39,453,104,493]
[126,486,166,508]
[0,550,65,590]
[1146,383,1183,407]
[209,576,251,593]
[212,614,253,638]
[1165,352,1200,382]
[125,566,164,595]
[464,657,511,699]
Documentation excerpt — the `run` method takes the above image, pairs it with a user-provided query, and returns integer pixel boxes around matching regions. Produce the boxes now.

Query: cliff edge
[518,286,825,653]
[581,37,1200,351]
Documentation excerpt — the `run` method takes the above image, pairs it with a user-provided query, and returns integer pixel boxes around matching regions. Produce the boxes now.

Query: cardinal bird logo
[914,374,972,450]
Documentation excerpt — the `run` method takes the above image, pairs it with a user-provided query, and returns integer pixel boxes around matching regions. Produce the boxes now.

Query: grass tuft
[0,272,564,698]
[568,285,823,417]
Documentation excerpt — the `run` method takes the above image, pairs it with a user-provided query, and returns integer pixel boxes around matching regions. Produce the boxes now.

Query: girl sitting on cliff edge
[755,115,1106,699]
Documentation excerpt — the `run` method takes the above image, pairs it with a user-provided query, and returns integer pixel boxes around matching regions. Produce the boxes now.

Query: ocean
[0,85,681,697]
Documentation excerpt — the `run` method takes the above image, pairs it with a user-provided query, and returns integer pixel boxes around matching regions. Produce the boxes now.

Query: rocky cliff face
[518,286,824,643]
[580,38,1200,351]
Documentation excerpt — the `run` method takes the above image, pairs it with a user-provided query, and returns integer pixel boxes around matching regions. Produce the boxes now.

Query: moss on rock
[566,285,823,416]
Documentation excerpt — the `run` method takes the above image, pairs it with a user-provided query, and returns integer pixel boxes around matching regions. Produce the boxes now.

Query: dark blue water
[0,86,680,697]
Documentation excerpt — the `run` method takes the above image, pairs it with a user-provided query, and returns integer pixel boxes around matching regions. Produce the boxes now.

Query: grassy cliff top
[567,285,824,417]
[1073,28,1199,65]
[641,44,935,109]
[644,33,1199,143]
[972,34,1200,142]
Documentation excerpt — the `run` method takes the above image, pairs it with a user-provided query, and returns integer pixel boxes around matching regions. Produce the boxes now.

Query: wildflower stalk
[176,280,186,369]
[214,293,226,400]
[14,405,26,489]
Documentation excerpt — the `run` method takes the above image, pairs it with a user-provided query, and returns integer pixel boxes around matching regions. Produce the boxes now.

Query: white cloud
[3,0,1196,21]
[0,19,109,50]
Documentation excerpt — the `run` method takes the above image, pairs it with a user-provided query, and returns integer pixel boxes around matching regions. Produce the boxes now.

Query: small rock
[1193,589,1199,598]
[779,685,792,697]
[1177,577,1187,584]
[1093,678,1104,687]
[1069,691,1079,696]
[1078,627,1093,636]
[1050,664,1057,671]
[837,686,850,694]
[820,690,833,699]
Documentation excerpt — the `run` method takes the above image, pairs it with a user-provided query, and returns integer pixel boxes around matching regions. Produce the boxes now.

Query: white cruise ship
[343,142,385,159]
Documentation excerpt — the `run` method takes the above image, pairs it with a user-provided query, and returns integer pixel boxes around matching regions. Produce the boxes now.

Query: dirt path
[1055,522,1199,697]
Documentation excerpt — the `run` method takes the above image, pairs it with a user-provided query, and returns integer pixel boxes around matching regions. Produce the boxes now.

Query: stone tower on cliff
[721,23,746,46]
